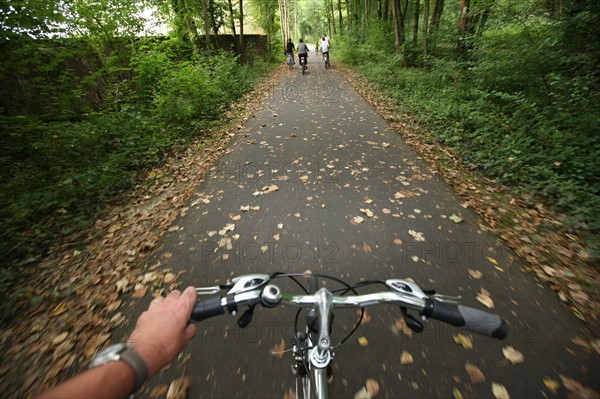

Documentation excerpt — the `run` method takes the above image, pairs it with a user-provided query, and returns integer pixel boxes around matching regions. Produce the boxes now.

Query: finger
[181,286,198,307]
[184,323,197,342]
[167,290,182,301]
[149,296,165,309]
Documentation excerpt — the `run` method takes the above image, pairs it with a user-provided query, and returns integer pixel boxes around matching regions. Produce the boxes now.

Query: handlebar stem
[314,288,333,361]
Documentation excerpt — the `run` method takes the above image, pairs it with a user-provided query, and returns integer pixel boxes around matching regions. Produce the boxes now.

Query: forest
[1,0,599,323]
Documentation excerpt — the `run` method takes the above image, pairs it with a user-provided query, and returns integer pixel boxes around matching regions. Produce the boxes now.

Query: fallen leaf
[382,208,391,214]
[476,288,494,309]
[395,191,416,199]
[453,334,473,350]
[453,388,463,399]
[132,284,147,298]
[116,277,129,294]
[492,382,510,399]
[270,338,285,358]
[163,272,176,284]
[51,302,67,317]
[354,387,370,399]
[400,351,413,365]
[465,363,485,384]
[449,214,464,224]
[166,376,191,399]
[408,230,425,241]
[359,309,372,325]
[219,223,235,236]
[366,379,380,397]
[362,243,372,253]
[52,332,68,346]
[358,336,369,346]
[351,216,365,225]
[360,208,374,218]
[560,375,600,398]
[543,378,560,394]
[486,257,498,265]
[468,269,484,279]
[393,318,413,337]
[149,385,168,399]
[502,346,524,365]
[273,233,280,241]
[393,238,403,245]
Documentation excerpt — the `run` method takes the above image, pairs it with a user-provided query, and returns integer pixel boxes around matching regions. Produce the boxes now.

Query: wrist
[131,343,163,378]
[89,343,148,392]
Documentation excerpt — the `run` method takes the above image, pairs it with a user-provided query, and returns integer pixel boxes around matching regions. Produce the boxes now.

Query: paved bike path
[136,56,599,398]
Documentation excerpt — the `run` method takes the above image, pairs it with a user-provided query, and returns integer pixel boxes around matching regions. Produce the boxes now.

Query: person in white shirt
[320,36,330,62]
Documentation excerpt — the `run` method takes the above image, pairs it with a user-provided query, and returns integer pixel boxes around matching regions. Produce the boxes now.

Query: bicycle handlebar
[190,274,508,340]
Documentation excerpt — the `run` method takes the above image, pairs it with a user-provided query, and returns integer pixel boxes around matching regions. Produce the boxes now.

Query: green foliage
[0,26,274,320]
[151,51,257,132]
[337,1,600,258]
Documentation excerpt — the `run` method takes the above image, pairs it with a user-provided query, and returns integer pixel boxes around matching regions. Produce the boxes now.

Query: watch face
[89,343,130,368]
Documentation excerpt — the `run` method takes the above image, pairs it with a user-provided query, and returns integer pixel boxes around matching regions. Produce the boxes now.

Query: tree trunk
[278,0,285,45]
[391,0,401,52]
[383,0,389,21]
[459,0,470,35]
[239,0,244,53]
[430,0,444,32]
[209,0,220,48]
[330,0,337,35]
[412,0,420,48]
[423,0,429,55]
[227,0,237,52]
[338,0,344,33]
[201,0,212,51]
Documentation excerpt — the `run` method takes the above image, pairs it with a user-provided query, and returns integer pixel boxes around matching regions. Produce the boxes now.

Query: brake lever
[196,286,221,295]
[431,294,461,304]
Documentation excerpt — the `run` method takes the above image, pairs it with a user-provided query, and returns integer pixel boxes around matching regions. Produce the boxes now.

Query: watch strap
[120,347,148,392]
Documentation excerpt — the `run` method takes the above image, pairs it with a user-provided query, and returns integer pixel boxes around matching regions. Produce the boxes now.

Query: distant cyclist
[297,38,309,68]
[285,38,295,65]
[320,36,330,63]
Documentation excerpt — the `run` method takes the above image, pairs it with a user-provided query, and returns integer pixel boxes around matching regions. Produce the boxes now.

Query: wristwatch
[88,343,148,392]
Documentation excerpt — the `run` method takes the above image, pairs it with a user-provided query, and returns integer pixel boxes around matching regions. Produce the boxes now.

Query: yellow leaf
[358,336,369,346]
[486,257,498,265]
[502,346,525,365]
[543,378,560,394]
[476,288,495,309]
[453,334,473,350]
[400,351,413,365]
[492,382,510,399]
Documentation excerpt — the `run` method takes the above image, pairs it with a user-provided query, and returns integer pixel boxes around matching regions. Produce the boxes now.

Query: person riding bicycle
[35,287,198,399]
[285,38,295,65]
[297,38,309,68]
[320,36,330,63]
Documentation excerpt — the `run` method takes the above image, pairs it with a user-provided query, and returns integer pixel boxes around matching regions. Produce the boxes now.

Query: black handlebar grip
[425,300,509,339]
[190,297,225,322]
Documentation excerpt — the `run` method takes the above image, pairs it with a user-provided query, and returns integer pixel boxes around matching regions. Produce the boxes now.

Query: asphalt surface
[133,52,599,398]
